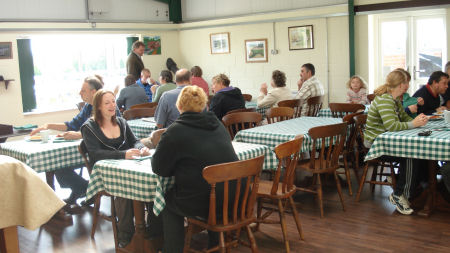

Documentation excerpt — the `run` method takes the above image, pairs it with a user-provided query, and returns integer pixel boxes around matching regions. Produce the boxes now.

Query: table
[234,117,342,152]
[365,120,450,216]
[127,117,158,139]
[317,104,370,118]
[245,101,270,116]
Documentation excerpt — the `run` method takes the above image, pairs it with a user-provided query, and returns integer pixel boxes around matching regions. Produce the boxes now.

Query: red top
[191,77,209,95]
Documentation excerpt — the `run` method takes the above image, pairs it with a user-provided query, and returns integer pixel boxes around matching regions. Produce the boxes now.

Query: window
[30,34,128,112]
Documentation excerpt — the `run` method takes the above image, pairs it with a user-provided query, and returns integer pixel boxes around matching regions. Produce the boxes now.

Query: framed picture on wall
[143,36,161,55]
[288,25,314,50]
[0,42,12,59]
[245,39,268,63]
[210,32,230,54]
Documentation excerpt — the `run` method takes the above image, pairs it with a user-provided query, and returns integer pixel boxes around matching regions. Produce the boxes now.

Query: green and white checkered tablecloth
[245,101,269,116]
[127,118,158,139]
[234,117,342,152]
[86,141,277,216]
[317,105,370,118]
[365,120,450,161]
[0,138,83,173]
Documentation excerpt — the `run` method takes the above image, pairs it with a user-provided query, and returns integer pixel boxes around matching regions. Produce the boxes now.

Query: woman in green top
[364,70,428,215]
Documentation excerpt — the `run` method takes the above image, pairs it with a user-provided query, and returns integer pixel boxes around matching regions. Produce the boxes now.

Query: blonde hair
[212,74,230,87]
[176,86,207,113]
[374,70,407,96]
[346,75,367,90]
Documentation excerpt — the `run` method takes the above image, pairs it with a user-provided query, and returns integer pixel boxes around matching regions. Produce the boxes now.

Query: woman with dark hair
[151,70,176,103]
[257,70,292,108]
[81,89,150,247]
[190,65,209,95]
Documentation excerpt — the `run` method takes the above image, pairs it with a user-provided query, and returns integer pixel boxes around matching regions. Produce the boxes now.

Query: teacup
[40,130,50,143]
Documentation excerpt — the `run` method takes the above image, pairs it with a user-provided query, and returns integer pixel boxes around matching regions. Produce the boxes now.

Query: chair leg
[353,152,360,182]
[370,164,378,193]
[343,155,353,196]
[219,232,226,253]
[288,196,304,240]
[183,223,193,253]
[110,197,119,250]
[355,163,370,202]
[390,163,397,189]
[317,175,324,218]
[255,198,262,231]
[245,225,258,253]
[90,194,102,238]
[277,199,290,253]
[334,171,346,212]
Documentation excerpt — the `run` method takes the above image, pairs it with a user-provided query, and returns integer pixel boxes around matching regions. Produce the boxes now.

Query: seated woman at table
[364,69,428,215]
[80,89,150,247]
[257,70,292,108]
[150,85,241,252]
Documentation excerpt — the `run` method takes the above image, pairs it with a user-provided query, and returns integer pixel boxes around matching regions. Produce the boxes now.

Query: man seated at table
[154,68,191,128]
[295,63,324,115]
[136,68,159,102]
[30,76,120,205]
[209,73,245,119]
[116,74,149,111]
[442,61,450,108]
[413,71,449,115]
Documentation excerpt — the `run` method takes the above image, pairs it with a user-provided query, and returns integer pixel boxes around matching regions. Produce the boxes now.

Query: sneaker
[389,193,413,215]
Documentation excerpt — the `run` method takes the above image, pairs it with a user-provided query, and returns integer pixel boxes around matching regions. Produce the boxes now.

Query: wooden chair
[78,141,119,247]
[129,102,158,109]
[296,122,347,217]
[265,107,294,124]
[184,155,264,253]
[123,108,156,120]
[305,95,324,116]
[367,94,376,104]
[329,103,365,118]
[256,137,304,253]
[225,108,256,115]
[277,99,303,118]
[222,112,262,140]
[354,114,397,202]
[242,94,252,102]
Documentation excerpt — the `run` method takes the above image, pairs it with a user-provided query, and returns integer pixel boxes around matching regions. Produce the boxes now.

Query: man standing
[295,63,324,115]
[209,73,245,119]
[136,68,159,102]
[154,69,191,128]
[413,71,449,115]
[116,74,149,110]
[126,41,145,80]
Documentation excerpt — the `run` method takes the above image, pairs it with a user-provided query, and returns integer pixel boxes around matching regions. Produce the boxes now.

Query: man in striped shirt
[295,63,324,116]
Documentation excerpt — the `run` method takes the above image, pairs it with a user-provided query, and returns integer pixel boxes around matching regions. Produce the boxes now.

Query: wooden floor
[17,173,450,253]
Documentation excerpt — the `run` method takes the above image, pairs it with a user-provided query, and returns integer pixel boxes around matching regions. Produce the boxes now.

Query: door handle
[413,66,425,80]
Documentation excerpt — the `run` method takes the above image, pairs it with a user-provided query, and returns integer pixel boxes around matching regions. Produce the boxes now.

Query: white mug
[40,130,50,143]
[444,110,450,124]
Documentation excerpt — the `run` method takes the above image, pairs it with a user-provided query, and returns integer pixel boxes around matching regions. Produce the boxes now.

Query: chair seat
[297,159,339,174]
[257,180,296,199]
[188,216,257,232]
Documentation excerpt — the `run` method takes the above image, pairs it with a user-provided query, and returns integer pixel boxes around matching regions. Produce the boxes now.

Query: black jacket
[413,85,442,115]
[209,87,245,120]
[81,117,144,168]
[151,111,239,217]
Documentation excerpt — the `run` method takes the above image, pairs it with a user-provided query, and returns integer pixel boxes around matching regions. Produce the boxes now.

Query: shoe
[63,190,85,205]
[80,197,95,207]
[389,193,413,215]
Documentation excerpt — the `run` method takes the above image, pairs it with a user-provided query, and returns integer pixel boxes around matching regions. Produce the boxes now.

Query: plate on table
[428,115,443,121]
[433,111,444,116]
[25,136,42,142]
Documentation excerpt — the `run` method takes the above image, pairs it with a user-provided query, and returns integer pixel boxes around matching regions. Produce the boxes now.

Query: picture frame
[0,42,12,59]
[143,36,161,55]
[245,39,268,63]
[210,32,230,54]
[288,25,314,50]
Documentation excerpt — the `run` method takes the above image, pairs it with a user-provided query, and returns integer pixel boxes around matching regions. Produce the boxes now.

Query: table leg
[0,226,20,253]
[417,160,438,217]
[45,171,55,191]
[132,201,145,253]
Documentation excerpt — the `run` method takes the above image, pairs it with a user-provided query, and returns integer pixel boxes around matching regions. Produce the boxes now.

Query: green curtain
[17,39,37,113]
[127,37,139,54]
[155,0,182,23]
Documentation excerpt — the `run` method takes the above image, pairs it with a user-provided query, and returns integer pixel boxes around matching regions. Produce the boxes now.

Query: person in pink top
[190,66,209,95]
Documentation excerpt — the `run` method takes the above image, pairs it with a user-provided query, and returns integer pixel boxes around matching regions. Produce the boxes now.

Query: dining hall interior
[1,0,450,253]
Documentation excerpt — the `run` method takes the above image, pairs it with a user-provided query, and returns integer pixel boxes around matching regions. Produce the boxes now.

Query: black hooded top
[209,87,246,120]
[151,111,239,217]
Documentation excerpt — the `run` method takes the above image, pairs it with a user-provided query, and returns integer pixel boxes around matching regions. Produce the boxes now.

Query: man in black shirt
[413,71,449,115]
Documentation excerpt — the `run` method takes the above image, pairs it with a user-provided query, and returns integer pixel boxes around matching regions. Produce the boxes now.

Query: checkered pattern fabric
[86,141,277,216]
[318,105,370,118]
[127,118,158,139]
[234,117,342,152]
[365,120,450,161]
[245,101,269,117]
[0,139,83,173]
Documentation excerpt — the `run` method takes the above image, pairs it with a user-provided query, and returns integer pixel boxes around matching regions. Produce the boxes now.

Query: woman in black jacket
[81,89,150,248]
[150,85,240,252]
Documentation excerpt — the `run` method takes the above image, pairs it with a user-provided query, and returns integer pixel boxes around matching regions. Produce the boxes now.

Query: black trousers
[55,167,88,195]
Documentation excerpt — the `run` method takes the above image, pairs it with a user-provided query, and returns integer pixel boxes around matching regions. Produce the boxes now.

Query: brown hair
[124,74,136,87]
[212,74,230,87]
[374,70,407,96]
[346,75,367,89]
[132,41,145,50]
[176,86,207,113]
[190,66,203,77]
[92,89,117,126]
[272,70,286,87]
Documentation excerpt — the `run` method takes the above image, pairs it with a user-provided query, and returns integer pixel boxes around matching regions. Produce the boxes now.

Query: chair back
[306,95,324,116]
[222,112,262,140]
[242,94,252,102]
[271,136,303,195]
[342,111,364,154]
[277,99,303,118]
[353,114,368,152]
[225,108,256,115]
[202,155,264,227]
[265,107,294,124]
[129,102,158,109]
[307,122,347,173]
[329,103,365,118]
[367,94,375,104]
[123,108,156,120]
[150,128,166,147]
[78,140,93,175]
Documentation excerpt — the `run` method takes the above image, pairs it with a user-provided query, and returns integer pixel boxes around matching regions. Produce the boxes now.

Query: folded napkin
[14,124,38,130]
